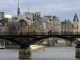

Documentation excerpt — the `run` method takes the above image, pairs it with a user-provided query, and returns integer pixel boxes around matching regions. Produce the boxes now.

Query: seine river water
[0,47,80,60]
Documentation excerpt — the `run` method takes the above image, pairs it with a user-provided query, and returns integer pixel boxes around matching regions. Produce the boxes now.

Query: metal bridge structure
[0,32,80,49]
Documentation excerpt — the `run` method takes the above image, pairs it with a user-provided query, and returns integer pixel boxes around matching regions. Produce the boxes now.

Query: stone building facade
[61,19,73,34]
[33,12,41,29]
[0,12,9,35]
[73,13,79,34]
[43,15,61,34]
[51,16,61,34]
[17,12,41,34]
[61,13,79,34]
[40,17,50,33]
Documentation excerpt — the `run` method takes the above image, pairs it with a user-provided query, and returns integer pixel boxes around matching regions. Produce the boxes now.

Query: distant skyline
[0,0,80,21]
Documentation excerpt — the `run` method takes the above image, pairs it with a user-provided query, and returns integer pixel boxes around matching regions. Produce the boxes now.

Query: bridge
[0,32,80,48]
[0,32,80,59]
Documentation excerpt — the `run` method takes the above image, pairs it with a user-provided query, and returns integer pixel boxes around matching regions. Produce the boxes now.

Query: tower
[73,13,79,34]
[17,0,20,17]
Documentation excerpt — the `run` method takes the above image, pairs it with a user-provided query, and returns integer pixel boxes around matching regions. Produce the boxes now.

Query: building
[44,15,61,34]
[17,12,34,26]
[0,18,8,34]
[17,12,39,34]
[61,19,73,34]
[0,12,9,34]
[73,13,79,34]
[0,12,4,19]
[33,12,41,29]
[40,17,50,33]
[51,16,61,34]
[61,13,79,34]
[5,15,12,22]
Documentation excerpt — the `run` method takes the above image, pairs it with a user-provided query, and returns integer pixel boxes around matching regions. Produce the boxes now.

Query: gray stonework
[19,47,31,59]
[76,42,80,58]
[76,48,80,58]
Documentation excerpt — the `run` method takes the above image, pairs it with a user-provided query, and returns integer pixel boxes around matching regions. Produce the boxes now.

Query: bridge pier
[48,38,54,46]
[66,41,72,46]
[68,41,72,46]
[76,42,80,58]
[19,47,31,59]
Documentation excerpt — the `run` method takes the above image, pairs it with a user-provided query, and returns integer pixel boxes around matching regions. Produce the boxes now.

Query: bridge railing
[0,32,79,35]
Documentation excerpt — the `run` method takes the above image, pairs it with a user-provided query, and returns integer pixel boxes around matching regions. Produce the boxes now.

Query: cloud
[0,0,80,20]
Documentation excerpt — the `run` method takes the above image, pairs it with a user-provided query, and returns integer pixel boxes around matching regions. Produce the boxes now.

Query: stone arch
[47,38,69,46]
[17,19,27,26]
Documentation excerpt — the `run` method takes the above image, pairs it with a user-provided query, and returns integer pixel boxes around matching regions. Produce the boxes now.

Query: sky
[0,0,80,21]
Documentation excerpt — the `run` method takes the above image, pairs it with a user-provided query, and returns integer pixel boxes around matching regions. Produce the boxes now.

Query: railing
[0,32,79,35]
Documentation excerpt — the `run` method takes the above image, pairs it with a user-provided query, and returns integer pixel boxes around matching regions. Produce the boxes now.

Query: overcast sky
[0,0,80,21]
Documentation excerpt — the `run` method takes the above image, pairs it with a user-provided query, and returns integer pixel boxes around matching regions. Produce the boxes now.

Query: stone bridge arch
[52,38,73,46]
[34,35,79,47]
[40,37,74,47]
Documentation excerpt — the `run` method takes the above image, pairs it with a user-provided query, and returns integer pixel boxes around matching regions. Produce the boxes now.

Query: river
[0,47,80,60]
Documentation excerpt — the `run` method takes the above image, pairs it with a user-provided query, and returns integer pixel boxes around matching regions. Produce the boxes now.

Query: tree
[22,25,40,35]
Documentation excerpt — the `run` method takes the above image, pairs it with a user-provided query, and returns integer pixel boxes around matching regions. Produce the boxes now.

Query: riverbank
[30,45,45,51]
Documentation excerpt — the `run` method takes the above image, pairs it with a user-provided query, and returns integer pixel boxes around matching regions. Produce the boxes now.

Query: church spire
[73,13,79,21]
[17,0,20,17]
[74,13,77,18]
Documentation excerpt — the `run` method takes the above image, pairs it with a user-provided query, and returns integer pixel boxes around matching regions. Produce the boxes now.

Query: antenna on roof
[28,0,29,12]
